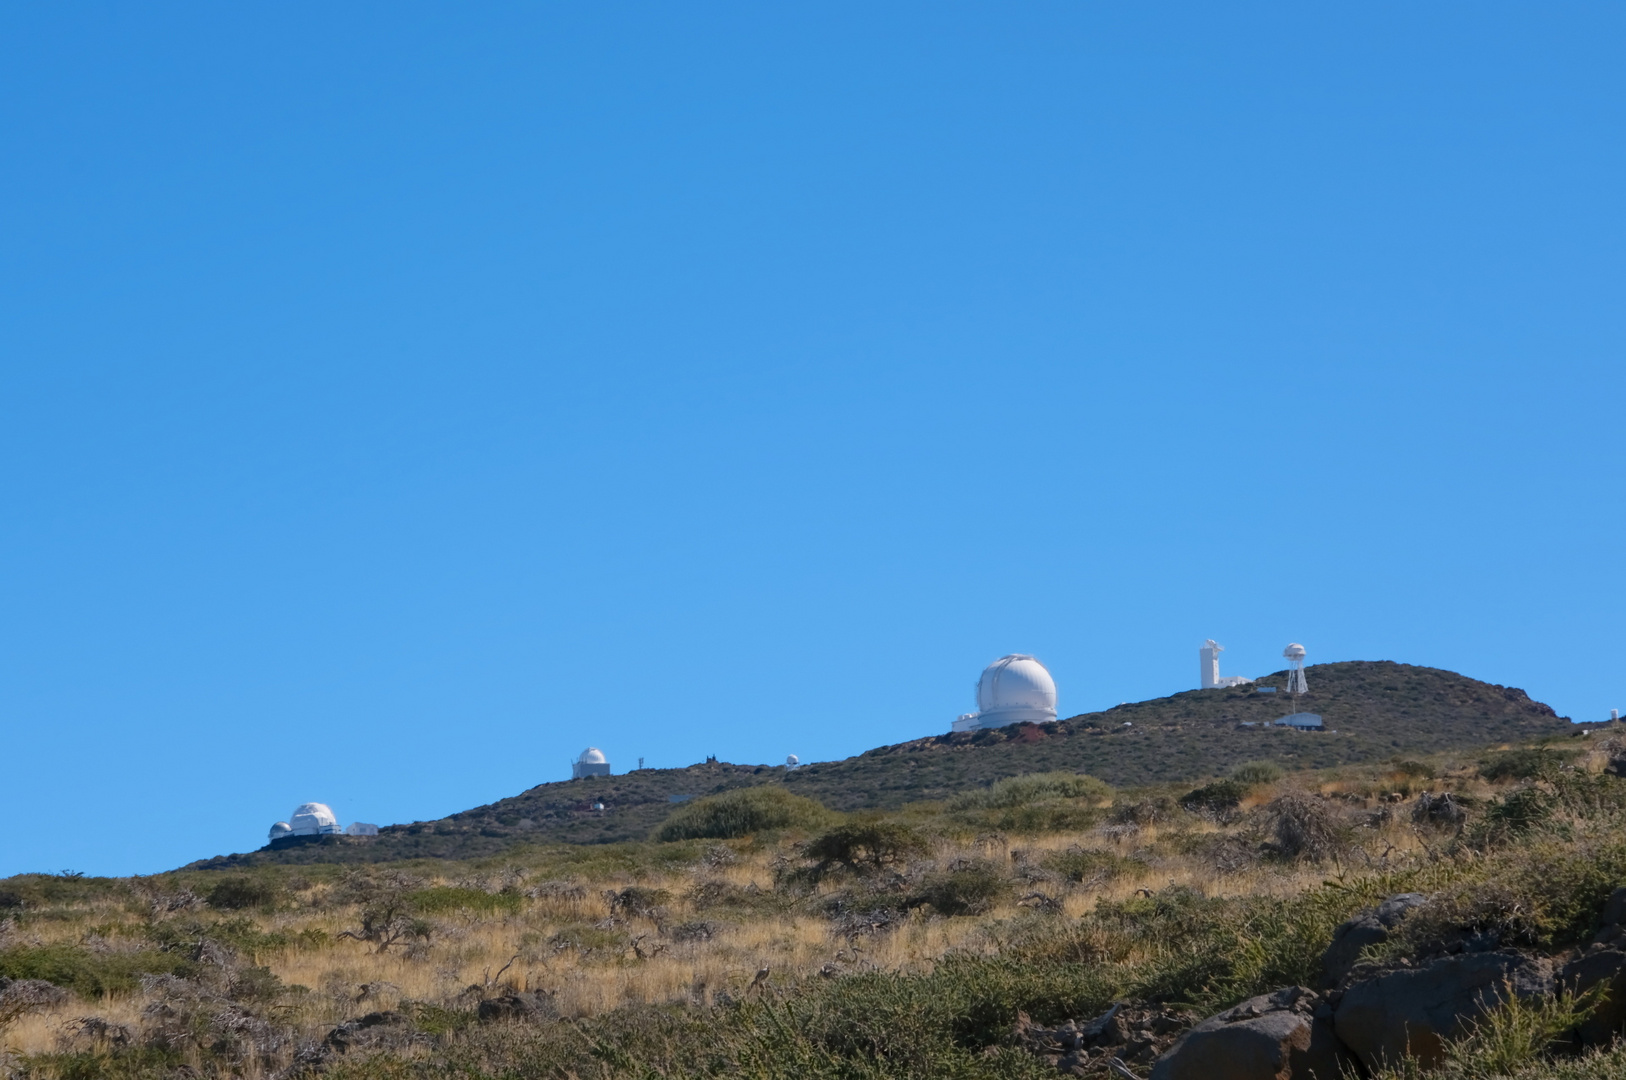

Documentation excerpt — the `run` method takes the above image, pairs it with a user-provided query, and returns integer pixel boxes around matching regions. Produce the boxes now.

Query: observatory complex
[573,747,612,779]
[267,802,377,843]
[1199,640,1253,689]
[952,654,1058,732]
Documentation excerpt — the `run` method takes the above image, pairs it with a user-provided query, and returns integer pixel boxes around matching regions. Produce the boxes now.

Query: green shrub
[654,786,830,842]
[1040,847,1142,884]
[1181,779,1248,814]
[907,861,1010,916]
[0,944,192,997]
[1481,787,1556,840]
[409,886,525,916]
[1229,761,1284,787]
[205,876,282,911]
[1480,749,1574,783]
[805,823,930,874]
[949,772,1114,811]
[1389,759,1436,779]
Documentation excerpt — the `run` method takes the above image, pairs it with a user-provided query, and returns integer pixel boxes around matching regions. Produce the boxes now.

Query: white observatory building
[267,802,377,843]
[573,747,612,779]
[952,654,1058,732]
[1199,640,1253,689]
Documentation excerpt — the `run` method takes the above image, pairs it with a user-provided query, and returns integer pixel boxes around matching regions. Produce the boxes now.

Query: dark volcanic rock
[1150,986,1352,1080]
[323,1011,415,1054]
[1015,1002,1199,1075]
[478,992,554,1022]
[1334,951,1554,1069]
[1561,945,1626,1046]
[1319,892,1427,988]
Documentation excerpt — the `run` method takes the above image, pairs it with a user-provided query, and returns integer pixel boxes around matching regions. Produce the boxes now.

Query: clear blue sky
[2,3,1622,877]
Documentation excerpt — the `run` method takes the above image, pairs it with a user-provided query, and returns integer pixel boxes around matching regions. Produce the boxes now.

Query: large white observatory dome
[953,655,1058,731]
[288,802,340,836]
[573,747,612,779]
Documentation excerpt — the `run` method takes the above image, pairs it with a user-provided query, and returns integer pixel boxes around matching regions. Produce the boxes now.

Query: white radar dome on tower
[953,655,1058,732]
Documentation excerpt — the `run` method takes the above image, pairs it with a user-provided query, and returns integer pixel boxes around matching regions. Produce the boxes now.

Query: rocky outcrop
[1560,945,1626,1046]
[1556,886,1626,1046]
[1333,950,1554,1069]
[1014,1002,1199,1075]
[1319,892,1426,988]
[322,1010,419,1054]
[1149,986,1353,1080]
[477,991,555,1022]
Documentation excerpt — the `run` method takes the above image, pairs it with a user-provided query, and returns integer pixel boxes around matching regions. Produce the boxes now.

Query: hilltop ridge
[190,660,1571,868]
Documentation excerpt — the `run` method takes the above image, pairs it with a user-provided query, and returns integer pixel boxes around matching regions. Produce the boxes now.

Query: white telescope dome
[1283,643,1307,659]
[268,821,292,841]
[973,655,1058,726]
[288,802,340,836]
[578,747,607,765]
[786,754,800,769]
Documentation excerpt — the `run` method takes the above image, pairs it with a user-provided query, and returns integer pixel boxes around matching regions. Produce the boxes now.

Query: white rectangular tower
[1200,640,1223,689]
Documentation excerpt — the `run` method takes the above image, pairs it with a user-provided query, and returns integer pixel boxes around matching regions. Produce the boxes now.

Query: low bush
[0,943,192,997]
[949,772,1114,811]
[1181,779,1248,815]
[1262,793,1351,862]
[1041,846,1143,884]
[1229,761,1285,787]
[654,786,830,842]
[408,885,525,916]
[907,860,1010,916]
[205,876,282,911]
[805,823,930,875]
[1109,796,1180,826]
[606,885,670,918]
[1477,786,1557,844]
[1480,748,1574,783]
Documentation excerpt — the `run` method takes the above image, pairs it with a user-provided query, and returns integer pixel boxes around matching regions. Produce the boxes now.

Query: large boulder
[1150,986,1353,1080]
[1333,950,1553,1069]
[1319,892,1426,988]
[1560,945,1626,1046]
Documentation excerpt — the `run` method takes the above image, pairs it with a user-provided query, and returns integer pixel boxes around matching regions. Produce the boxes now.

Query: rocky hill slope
[190,660,1571,867]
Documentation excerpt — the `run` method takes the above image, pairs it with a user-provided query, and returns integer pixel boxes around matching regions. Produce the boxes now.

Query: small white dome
[268,821,292,840]
[289,802,339,836]
[976,655,1058,720]
[786,754,800,767]
[1283,643,1307,659]
[578,747,607,765]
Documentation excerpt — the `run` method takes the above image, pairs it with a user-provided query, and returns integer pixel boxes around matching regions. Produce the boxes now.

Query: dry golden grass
[3,754,1532,1067]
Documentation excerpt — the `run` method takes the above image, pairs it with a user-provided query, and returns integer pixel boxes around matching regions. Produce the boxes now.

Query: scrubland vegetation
[5,733,1626,1079]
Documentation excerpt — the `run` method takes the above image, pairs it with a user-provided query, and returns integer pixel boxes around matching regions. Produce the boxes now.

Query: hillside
[9,714,1626,1080]
[187,661,1572,869]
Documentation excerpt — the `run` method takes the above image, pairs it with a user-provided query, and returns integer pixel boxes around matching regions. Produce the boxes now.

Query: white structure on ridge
[1284,643,1308,697]
[268,802,344,842]
[1199,640,1253,689]
[953,654,1058,732]
[785,754,801,771]
[573,747,611,779]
